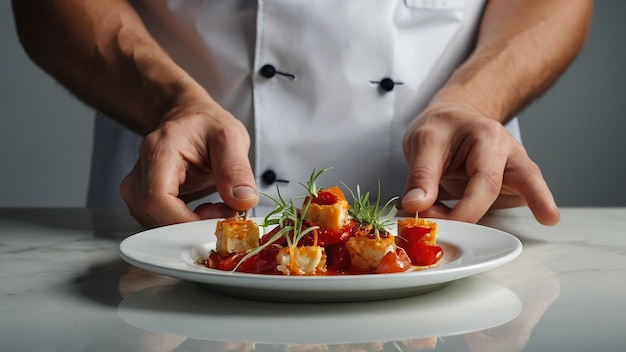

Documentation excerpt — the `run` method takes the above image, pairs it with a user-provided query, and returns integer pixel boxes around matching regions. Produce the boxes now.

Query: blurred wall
[1,1,93,207]
[1,1,624,207]
[519,1,626,206]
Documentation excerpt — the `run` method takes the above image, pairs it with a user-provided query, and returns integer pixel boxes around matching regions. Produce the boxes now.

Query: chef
[13,0,592,227]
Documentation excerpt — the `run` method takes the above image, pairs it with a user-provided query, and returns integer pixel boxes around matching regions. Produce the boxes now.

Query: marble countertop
[1,207,625,352]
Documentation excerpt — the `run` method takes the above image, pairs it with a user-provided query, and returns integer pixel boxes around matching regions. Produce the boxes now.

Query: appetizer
[397,217,443,267]
[204,169,443,275]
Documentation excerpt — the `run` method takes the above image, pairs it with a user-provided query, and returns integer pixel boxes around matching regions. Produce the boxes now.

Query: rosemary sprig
[276,168,330,247]
[345,180,399,240]
[298,167,333,198]
[232,169,328,271]
[230,187,291,272]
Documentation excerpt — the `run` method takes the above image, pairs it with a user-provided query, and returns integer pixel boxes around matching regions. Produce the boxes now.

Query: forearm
[12,0,207,135]
[431,0,593,122]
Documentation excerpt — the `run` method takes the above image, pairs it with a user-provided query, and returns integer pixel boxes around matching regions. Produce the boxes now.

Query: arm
[401,0,593,224]
[435,0,594,122]
[12,0,194,134]
[12,0,259,227]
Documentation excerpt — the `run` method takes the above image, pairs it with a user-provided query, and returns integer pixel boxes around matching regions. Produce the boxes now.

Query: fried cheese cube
[304,186,350,230]
[276,246,327,275]
[345,235,395,273]
[214,218,260,256]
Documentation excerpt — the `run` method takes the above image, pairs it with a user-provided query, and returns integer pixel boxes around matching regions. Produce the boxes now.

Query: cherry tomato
[260,226,287,246]
[376,248,412,273]
[216,252,244,271]
[397,226,431,245]
[236,245,281,274]
[205,251,221,269]
[310,186,345,206]
[325,243,351,271]
[405,242,443,266]
[318,226,353,246]
[314,190,338,205]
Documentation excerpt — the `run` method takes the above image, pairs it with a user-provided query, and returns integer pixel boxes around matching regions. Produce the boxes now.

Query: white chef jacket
[87,0,521,216]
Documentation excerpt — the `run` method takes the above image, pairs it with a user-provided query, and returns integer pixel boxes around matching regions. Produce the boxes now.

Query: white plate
[119,217,522,302]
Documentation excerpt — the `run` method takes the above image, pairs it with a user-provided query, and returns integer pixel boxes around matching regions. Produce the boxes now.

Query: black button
[261,169,277,185]
[259,64,276,78]
[379,77,395,92]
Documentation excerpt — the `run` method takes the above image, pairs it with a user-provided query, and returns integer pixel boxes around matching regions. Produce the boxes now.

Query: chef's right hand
[120,98,259,228]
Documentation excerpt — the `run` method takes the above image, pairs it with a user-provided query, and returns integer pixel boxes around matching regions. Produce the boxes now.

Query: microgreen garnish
[232,169,330,271]
[345,180,399,240]
[298,167,333,198]
[231,187,292,272]
[264,168,330,247]
[260,187,318,249]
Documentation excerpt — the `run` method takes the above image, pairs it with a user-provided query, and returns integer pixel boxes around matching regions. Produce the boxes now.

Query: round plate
[119,217,522,302]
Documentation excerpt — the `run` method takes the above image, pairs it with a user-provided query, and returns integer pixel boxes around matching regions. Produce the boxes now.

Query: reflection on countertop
[118,273,520,347]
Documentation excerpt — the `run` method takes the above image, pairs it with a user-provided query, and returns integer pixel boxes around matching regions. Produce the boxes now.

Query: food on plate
[396,217,443,266]
[214,216,260,256]
[276,245,327,275]
[203,168,443,275]
[345,235,396,273]
[304,185,351,230]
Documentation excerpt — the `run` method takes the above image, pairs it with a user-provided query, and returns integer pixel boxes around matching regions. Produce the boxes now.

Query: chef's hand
[120,100,259,228]
[400,102,560,225]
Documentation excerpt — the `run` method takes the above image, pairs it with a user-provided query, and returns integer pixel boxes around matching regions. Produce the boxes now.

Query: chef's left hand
[400,101,560,225]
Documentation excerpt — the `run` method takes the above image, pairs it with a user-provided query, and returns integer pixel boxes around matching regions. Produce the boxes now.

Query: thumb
[208,126,259,212]
[213,160,259,212]
[401,144,444,214]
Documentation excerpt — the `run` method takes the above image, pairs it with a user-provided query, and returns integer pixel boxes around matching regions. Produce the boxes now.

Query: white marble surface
[1,207,625,351]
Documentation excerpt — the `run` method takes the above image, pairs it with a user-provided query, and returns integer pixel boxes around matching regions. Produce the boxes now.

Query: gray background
[1,1,624,208]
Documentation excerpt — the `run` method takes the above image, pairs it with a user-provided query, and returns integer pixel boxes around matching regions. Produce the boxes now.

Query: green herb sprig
[345,180,399,240]
[232,168,330,271]
[298,167,333,199]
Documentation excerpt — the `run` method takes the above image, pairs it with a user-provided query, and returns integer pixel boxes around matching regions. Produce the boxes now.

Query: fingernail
[233,186,258,200]
[404,188,427,203]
